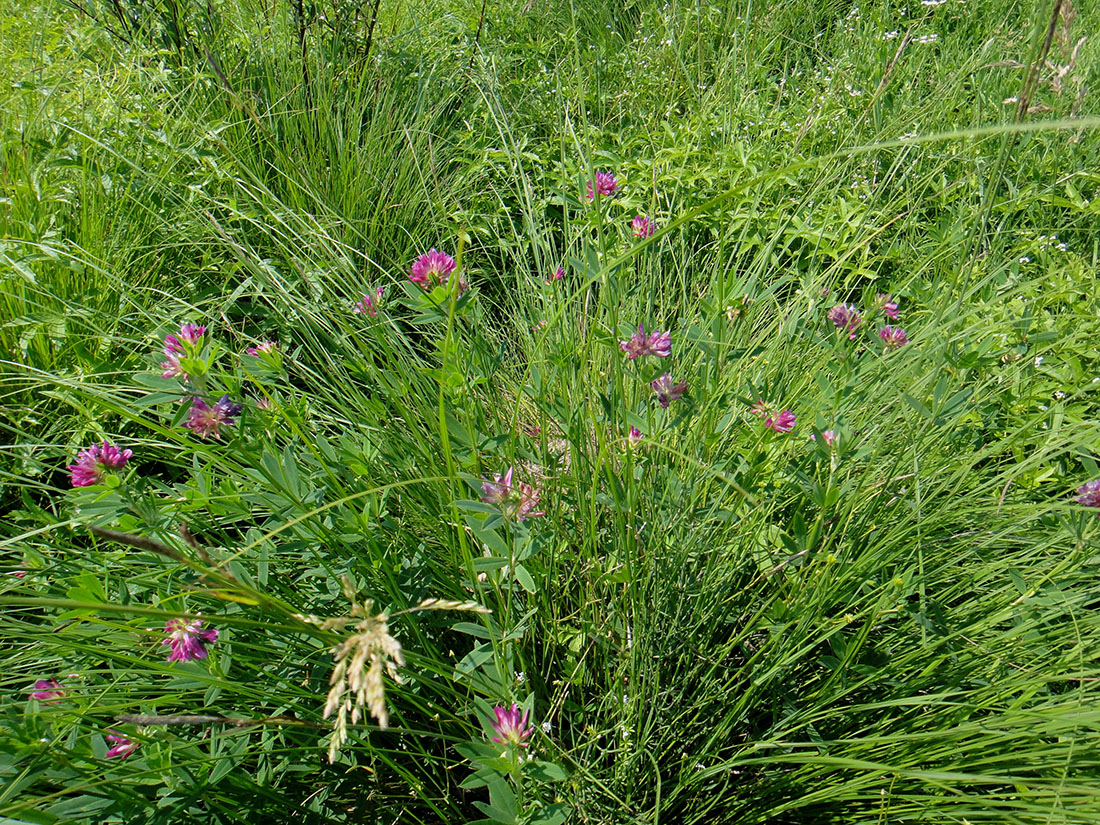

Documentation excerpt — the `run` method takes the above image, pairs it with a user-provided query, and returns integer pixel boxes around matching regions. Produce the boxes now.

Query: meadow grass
[3,0,1100,822]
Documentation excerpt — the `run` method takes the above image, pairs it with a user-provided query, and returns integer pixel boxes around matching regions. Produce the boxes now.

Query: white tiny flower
[541,720,552,733]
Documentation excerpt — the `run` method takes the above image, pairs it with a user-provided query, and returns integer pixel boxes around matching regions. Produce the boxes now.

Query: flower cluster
[827,297,908,349]
[162,617,219,663]
[68,441,133,488]
[585,171,618,199]
[1076,480,1100,510]
[827,304,863,339]
[105,731,139,759]
[490,704,533,748]
[183,395,243,440]
[29,678,64,702]
[161,323,205,380]
[246,340,277,356]
[651,373,687,408]
[354,286,385,316]
[410,249,467,294]
[752,400,796,434]
[481,467,544,520]
[619,324,671,359]
[632,215,656,239]
[878,325,909,349]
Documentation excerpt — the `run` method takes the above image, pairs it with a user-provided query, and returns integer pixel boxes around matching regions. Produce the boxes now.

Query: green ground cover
[3,0,1100,821]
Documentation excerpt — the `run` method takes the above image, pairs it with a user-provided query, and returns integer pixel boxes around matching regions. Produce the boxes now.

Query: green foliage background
[3,0,1100,822]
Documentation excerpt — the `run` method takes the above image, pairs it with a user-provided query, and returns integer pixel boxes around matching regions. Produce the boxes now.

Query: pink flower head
[246,340,277,356]
[105,731,139,759]
[651,373,687,408]
[632,215,656,239]
[876,294,900,320]
[585,171,619,200]
[256,396,273,411]
[628,426,643,446]
[490,703,533,748]
[162,617,218,663]
[12,570,27,578]
[619,324,671,359]
[29,678,64,702]
[481,467,544,520]
[354,286,385,316]
[409,249,459,291]
[68,441,133,488]
[183,395,242,440]
[1076,480,1100,510]
[878,326,909,349]
[547,267,565,284]
[828,304,863,339]
[752,400,795,433]
[177,324,206,346]
[811,429,838,447]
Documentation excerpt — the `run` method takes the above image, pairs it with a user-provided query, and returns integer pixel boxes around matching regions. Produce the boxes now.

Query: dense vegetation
[3,0,1100,821]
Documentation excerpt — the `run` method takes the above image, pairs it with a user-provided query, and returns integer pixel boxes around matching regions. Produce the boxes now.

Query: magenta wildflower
[183,395,242,440]
[1076,480,1100,510]
[585,171,618,200]
[490,704,533,748]
[246,340,277,356]
[12,570,26,578]
[354,286,385,316]
[547,267,565,284]
[811,429,838,447]
[410,249,464,293]
[177,324,205,345]
[828,304,863,339]
[68,441,133,488]
[651,373,687,408]
[632,215,656,239]
[104,731,139,759]
[480,467,544,521]
[876,294,900,320]
[878,325,909,349]
[619,324,671,359]
[752,400,796,433]
[628,426,643,446]
[160,324,204,380]
[162,617,219,663]
[29,678,64,702]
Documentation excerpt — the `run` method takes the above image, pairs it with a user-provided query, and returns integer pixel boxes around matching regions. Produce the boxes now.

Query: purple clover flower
[68,441,133,488]
[619,324,671,359]
[585,171,618,200]
[246,340,277,356]
[878,325,909,349]
[490,704,533,748]
[1076,480,1100,510]
[183,395,242,440]
[628,426,643,447]
[481,467,544,521]
[632,215,656,239]
[651,374,687,408]
[876,294,900,320]
[547,267,565,284]
[828,304,863,339]
[162,617,219,663]
[354,286,385,316]
[752,400,796,434]
[410,249,466,294]
[105,731,139,759]
[29,678,64,702]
